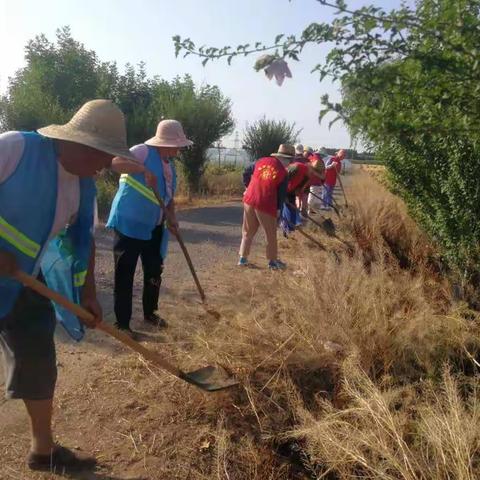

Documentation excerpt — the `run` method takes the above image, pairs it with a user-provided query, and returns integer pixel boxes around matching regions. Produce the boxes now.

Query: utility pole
[233,131,239,166]
[216,141,222,166]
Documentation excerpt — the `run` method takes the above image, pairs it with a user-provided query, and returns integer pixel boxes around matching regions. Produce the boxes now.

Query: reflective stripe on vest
[73,270,87,287]
[0,216,41,259]
[120,174,159,205]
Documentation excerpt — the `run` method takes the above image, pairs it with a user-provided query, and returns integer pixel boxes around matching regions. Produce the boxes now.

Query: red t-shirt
[308,153,325,186]
[325,155,342,187]
[287,162,309,193]
[243,156,287,217]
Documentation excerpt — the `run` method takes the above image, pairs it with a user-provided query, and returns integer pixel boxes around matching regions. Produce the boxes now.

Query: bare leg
[24,399,55,455]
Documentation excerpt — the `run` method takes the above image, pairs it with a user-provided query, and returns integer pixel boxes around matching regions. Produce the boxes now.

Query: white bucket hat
[38,99,136,161]
[295,143,304,155]
[145,119,193,148]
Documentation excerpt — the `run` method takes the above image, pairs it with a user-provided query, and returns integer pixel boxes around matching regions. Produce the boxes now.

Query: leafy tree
[0,28,234,196]
[173,0,480,285]
[242,117,301,161]
[0,26,100,130]
[151,75,234,195]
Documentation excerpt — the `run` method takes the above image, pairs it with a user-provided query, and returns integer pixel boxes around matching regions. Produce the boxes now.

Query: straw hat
[38,99,136,161]
[304,146,314,154]
[271,144,295,159]
[145,120,193,148]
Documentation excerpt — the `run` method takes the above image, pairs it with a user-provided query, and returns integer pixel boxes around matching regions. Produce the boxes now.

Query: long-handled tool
[337,175,349,208]
[285,202,350,259]
[15,271,238,392]
[308,190,341,217]
[287,201,336,237]
[297,203,354,252]
[150,185,222,320]
[151,186,205,302]
[296,227,326,250]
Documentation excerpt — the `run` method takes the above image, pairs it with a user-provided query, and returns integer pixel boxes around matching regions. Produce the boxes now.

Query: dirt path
[0,180,349,479]
[0,202,245,480]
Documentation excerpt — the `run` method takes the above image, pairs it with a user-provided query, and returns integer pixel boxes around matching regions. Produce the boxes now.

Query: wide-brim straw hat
[38,99,136,161]
[145,119,193,148]
[271,143,295,159]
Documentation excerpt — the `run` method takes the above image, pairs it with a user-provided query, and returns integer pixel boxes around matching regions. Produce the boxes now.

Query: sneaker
[268,260,287,270]
[27,445,97,472]
[144,313,168,328]
[237,256,249,267]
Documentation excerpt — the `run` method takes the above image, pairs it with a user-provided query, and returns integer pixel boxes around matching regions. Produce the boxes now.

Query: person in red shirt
[280,159,325,233]
[303,146,314,160]
[305,152,326,213]
[294,144,308,164]
[239,144,293,270]
[291,145,313,215]
[287,159,325,199]
[322,149,345,210]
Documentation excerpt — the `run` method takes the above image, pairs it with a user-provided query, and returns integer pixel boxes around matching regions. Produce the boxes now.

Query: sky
[0,0,408,149]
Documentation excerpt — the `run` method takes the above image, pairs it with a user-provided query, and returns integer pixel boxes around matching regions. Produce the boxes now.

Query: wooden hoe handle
[151,186,206,302]
[14,271,183,378]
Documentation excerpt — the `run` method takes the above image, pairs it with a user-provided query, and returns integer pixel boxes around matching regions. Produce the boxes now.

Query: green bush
[242,117,301,161]
[96,171,119,219]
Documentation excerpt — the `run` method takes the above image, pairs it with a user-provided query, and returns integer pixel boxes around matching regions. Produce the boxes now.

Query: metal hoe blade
[180,365,239,392]
[321,218,336,236]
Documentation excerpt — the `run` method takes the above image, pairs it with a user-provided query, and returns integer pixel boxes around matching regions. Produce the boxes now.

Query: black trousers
[113,226,164,329]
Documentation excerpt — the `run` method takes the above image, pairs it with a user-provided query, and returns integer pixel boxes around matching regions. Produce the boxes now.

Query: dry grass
[5,171,480,479]
[94,171,479,479]
[292,366,480,479]
[105,173,480,478]
[187,172,480,479]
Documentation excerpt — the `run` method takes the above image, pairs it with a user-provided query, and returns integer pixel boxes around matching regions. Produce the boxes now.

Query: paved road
[93,201,245,323]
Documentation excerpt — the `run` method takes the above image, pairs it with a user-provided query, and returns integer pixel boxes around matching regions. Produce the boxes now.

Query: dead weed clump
[347,173,434,272]
[291,366,480,480]
[184,172,480,478]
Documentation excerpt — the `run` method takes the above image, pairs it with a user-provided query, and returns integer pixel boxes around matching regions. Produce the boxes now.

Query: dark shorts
[0,283,57,400]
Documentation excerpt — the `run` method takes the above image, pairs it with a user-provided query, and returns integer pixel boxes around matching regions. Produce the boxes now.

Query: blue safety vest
[106,145,176,259]
[0,132,95,341]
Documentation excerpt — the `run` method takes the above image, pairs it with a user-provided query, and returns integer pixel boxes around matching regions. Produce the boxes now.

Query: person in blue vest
[107,120,193,336]
[0,99,136,473]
